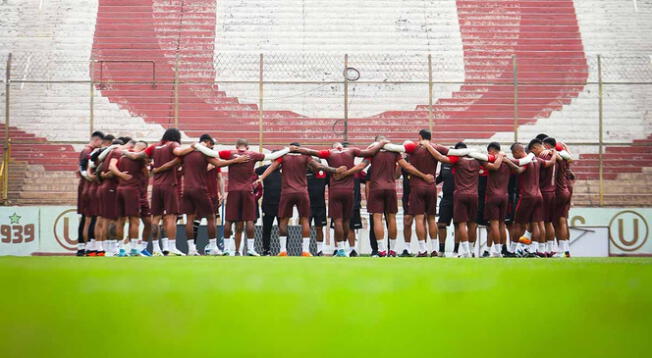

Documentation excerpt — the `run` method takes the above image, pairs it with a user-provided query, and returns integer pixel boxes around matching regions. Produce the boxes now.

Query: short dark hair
[236,138,248,147]
[199,134,214,145]
[104,134,115,143]
[535,133,549,141]
[162,128,181,143]
[454,142,467,149]
[543,137,556,147]
[528,139,543,150]
[290,142,301,147]
[118,136,132,144]
[487,142,501,152]
[91,131,105,139]
[137,140,148,147]
[510,142,522,151]
[418,129,431,140]
[112,139,124,145]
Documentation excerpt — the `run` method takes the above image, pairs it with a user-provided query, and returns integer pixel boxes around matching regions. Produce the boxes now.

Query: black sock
[453,242,460,253]
[439,243,445,253]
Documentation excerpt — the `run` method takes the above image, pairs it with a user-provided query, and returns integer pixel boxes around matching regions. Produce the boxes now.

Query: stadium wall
[0,206,648,257]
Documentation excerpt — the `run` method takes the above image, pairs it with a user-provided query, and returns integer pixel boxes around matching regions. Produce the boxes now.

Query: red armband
[403,141,417,154]
[555,143,564,151]
[488,154,496,163]
[275,157,283,164]
[448,155,460,164]
[218,150,232,160]
[144,145,155,157]
[317,150,331,159]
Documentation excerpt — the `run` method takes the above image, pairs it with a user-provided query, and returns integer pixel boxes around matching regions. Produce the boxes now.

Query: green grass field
[1,257,651,358]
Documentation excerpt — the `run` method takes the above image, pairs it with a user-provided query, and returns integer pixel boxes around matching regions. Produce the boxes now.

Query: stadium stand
[0,0,650,205]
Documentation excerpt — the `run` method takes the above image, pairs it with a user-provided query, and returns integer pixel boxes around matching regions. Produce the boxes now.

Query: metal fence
[1,52,651,206]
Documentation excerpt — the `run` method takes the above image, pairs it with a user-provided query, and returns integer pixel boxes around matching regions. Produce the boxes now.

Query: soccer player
[474,166,488,257]
[95,136,127,256]
[306,165,328,256]
[482,142,511,257]
[258,144,343,256]
[256,160,282,256]
[122,128,195,256]
[361,136,434,257]
[504,140,559,257]
[193,138,289,256]
[543,137,574,257]
[399,149,414,257]
[131,140,156,255]
[386,130,470,257]
[292,140,387,256]
[182,135,249,256]
[436,161,455,257]
[77,131,104,256]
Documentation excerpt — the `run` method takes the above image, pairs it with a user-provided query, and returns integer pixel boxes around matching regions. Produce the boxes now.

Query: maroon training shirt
[277,154,313,194]
[145,141,180,186]
[219,150,265,192]
[516,157,544,198]
[450,156,480,196]
[182,151,210,190]
[318,148,362,191]
[408,143,449,188]
[117,155,146,189]
[367,150,400,190]
[485,161,511,198]
[539,152,556,193]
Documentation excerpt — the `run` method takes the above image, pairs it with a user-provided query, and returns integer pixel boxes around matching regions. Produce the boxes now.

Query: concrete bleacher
[0,0,651,206]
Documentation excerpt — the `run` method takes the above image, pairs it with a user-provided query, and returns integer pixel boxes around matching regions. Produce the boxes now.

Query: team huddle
[76,128,575,258]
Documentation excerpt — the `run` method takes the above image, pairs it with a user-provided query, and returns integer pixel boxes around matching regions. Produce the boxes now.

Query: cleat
[490,252,502,258]
[140,249,152,257]
[222,250,234,256]
[96,250,105,257]
[277,251,288,257]
[335,249,348,257]
[246,249,261,257]
[430,251,439,257]
[535,251,547,258]
[416,251,428,257]
[315,251,323,257]
[400,250,413,257]
[76,249,86,257]
[519,237,532,245]
[549,251,557,258]
[262,250,271,256]
[162,250,170,256]
[503,251,518,258]
[300,251,313,257]
[117,249,128,257]
[481,250,490,258]
[105,251,114,257]
[332,250,338,257]
[129,249,140,257]
[188,250,201,256]
[388,250,397,257]
[152,250,164,257]
[563,251,571,258]
[349,249,359,257]
[169,248,186,256]
[234,251,242,256]
[377,250,387,258]
[86,251,97,257]
[370,251,379,257]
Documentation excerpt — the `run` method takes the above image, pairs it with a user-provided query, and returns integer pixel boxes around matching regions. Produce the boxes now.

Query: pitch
[1,257,650,358]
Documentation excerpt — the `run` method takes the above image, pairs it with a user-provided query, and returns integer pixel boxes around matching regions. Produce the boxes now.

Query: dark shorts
[86,184,100,217]
[542,191,556,223]
[554,190,571,221]
[182,187,215,218]
[437,198,453,225]
[514,195,544,224]
[117,186,141,218]
[350,208,362,229]
[484,195,508,222]
[99,185,119,220]
[151,184,179,216]
[367,189,398,214]
[278,191,311,218]
[225,190,257,222]
[310,206,327,227]
[328,190,353,219]
[408,185,437,216]
[453,194,478,224]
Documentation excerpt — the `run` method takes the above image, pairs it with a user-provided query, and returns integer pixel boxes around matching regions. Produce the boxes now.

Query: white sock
[130,238,138,251]
[378,239,387,252]
[208,238,217,248]
[152,239,161,252]
[317,241,324,253]
[495,244,503,253]
[188,240,196,252]
[279,237,287,252]
[97,241,104,251]
[337,241,346,250]
[531,241,539,252]
[302,238,310,252]
[223,238,233,251]
[461,241,470,254]
[508,241,516,253]
[431,239,440,252]
[161,238,169,251]
[247,238,255,251]
[418,240,427,252]
[516,242,525,252]
[389,239,396,251]
[560,240,570,252]
[403,242,412,253]
[77,242,86,250]
[89,239,96,250]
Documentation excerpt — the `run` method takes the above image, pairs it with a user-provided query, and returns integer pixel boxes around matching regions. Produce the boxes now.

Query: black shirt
[437,163,454,202]
[255,164,282,211]
[307,170,328,208]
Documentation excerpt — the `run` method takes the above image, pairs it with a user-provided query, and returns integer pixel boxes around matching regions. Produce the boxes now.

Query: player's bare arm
[333,160,368,181]
[483,152,505,171]
[357,140,389,157]
[207,155,250,168]
[398,158,435,184]
[308,159,345,175]
[290,145,320,157]
[256,160,281,185]
[172,144,196,157]
[504,158,527,174]
[151,157,180,174]
[108,157,132,181]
